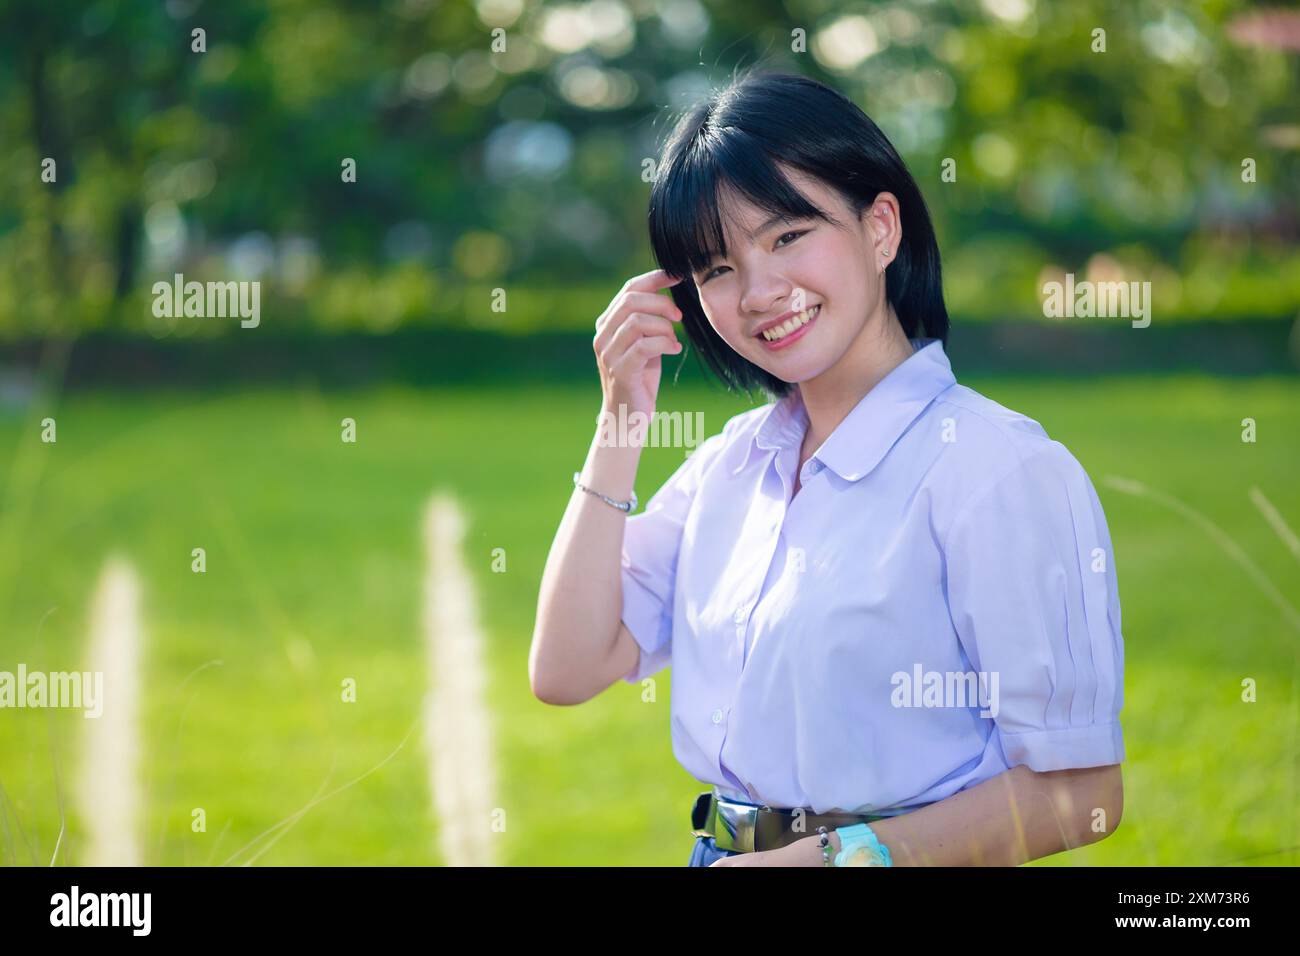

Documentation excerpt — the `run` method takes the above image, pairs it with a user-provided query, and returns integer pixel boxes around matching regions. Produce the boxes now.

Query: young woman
[530,70,1125,867]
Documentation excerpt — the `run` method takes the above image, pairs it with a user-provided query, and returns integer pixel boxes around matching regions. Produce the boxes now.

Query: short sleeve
[942,441,1125,771]
[619,428,731,685]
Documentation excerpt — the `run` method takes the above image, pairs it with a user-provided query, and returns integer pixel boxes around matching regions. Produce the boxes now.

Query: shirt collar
[730,337,956,481]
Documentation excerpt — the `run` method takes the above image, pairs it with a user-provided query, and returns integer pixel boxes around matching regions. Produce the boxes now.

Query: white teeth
[762,305,818,341]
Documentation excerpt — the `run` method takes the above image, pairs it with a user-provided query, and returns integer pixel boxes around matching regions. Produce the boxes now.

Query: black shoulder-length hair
[648,68,950,401]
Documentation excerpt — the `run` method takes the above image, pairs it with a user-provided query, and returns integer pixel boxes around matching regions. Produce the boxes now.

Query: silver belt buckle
[692,786,890,854]
[712,790,760,853]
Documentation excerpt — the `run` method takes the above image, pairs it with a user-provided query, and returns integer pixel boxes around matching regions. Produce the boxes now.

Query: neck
[797,304,916,452]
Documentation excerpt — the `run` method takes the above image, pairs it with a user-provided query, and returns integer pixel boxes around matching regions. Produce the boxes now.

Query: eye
[699,230,806,283]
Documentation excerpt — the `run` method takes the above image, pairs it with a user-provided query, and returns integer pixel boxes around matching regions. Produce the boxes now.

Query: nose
[739,273,792,318]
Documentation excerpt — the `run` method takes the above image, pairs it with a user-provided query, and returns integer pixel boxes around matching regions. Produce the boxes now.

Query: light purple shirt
[619,336,1125,815]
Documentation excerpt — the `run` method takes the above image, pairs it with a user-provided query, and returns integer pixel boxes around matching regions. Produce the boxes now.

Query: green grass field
[0,373,1297,866]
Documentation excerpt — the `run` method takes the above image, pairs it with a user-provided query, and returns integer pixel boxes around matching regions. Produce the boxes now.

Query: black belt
[690,787,888,853]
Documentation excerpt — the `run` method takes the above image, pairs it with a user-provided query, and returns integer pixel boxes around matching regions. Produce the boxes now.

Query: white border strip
[77,555,142,866]
[422,494,497,866]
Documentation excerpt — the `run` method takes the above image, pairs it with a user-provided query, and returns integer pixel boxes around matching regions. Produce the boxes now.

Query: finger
[622,290,684,322]
[596,303,679,354]
[616,311,678,345]
[621,268,685,295]
[602,313,677,360]
[596,291,683,347]
[608,334,681,377]
[606,334,679,378]
[596,271,683,333]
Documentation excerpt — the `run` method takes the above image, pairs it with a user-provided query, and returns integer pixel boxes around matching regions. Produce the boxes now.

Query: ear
[864,192,902,270]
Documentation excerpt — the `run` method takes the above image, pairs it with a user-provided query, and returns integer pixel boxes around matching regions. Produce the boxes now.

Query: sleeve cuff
[619,566,672,684]
[998,721,1125,771]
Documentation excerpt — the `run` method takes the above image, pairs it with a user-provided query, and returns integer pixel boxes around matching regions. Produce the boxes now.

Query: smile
[758,304,819,349]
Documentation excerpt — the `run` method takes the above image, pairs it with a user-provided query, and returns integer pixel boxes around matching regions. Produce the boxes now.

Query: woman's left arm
[713,439,1130,867]
[714,763,1123,867]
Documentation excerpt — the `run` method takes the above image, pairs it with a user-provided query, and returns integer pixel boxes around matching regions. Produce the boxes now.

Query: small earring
[882,248,890,257]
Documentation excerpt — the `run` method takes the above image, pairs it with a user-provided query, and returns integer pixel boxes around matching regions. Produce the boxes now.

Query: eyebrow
[748,212,800,239]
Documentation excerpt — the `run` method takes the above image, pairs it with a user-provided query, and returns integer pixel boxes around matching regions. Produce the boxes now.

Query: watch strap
[834,822,893,867]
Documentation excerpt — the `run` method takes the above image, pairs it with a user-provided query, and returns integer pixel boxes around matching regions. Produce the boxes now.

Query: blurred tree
[0,0,1295,337]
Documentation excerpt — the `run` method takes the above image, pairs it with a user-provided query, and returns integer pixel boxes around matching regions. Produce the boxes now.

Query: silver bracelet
[573,472,638,513]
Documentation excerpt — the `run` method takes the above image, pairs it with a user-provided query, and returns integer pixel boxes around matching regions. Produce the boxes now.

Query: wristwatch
[834,823,893,867]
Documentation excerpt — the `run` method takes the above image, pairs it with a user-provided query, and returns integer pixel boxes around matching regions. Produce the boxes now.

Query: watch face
[842,844,886,866]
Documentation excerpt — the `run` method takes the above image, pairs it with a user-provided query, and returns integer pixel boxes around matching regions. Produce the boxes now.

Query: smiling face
[691,165,900,386]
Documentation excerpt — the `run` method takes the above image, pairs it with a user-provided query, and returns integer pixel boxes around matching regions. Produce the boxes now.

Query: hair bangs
[650,127,832,283]
[647,144,728,284]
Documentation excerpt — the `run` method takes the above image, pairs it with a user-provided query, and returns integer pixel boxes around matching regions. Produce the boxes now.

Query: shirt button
[733,606,746,624]
[711,708,724,725]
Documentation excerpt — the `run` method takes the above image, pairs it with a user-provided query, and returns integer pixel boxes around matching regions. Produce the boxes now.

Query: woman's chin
[758,360,820,385]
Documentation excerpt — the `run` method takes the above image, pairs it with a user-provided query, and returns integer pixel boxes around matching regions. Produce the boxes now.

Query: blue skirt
[687,834,742,866]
